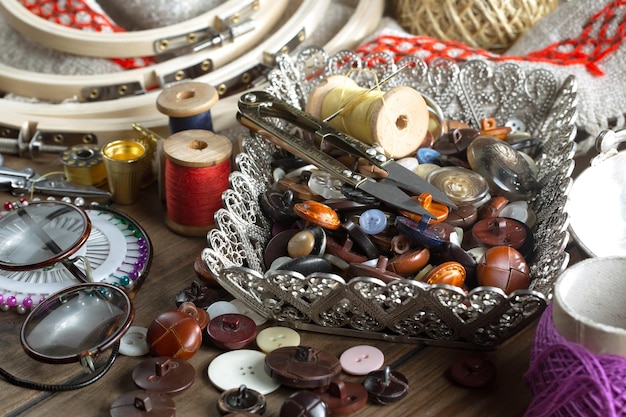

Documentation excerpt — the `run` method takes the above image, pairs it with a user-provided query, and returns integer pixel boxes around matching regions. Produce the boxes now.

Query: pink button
[339,345,385,376]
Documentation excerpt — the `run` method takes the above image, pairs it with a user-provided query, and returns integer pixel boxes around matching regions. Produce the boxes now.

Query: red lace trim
[357,1,626,76]
[19,0,153,69]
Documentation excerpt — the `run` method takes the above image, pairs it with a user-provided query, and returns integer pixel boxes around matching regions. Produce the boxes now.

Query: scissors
[0,159,112,202]
[237,90,457,219]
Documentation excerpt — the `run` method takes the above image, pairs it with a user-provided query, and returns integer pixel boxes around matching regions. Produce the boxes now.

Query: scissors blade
[379,161,457,208]
[319,130,457,208]
[356,180,434,219]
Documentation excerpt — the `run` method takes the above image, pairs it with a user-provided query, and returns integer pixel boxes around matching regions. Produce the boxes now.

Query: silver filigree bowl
[202,47,578,349]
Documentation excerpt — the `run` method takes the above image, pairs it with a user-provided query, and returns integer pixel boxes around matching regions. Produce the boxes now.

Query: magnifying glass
[0,201,149,390]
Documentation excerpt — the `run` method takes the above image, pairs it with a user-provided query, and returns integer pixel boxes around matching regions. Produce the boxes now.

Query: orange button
[294,200,341,230]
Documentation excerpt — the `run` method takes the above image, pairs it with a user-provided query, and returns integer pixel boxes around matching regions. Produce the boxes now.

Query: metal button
[426,166,489,206]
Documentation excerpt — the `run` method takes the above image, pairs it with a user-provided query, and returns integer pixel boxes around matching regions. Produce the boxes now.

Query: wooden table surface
[0,149,589,417]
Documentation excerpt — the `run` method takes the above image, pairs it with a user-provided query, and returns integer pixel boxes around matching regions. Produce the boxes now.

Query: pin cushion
[202,47,577,349]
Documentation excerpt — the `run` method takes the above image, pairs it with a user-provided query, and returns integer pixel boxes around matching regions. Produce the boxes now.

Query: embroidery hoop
[0,0,384,156]
[0,0,261,58]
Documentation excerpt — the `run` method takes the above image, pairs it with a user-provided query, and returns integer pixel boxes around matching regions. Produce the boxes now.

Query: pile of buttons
[110,280,419,416]
[260,115,539,296]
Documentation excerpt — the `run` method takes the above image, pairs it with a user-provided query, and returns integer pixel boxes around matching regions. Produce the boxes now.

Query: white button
[206,300,239,319]
[229,298,267,326]
[256,327,300,353]
[339,345,385,375]
[208,349,281,395]
[119,326,149,357]
[499,200,529,223]
[505,119,526,133]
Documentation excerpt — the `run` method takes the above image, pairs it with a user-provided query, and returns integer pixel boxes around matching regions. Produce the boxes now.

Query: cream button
[256,326,301,353]
[208,349,281,395]
[119,326,149,357]
[339,345,385,375]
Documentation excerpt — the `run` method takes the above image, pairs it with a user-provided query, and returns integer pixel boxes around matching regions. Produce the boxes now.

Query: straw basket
[391,0,559,52]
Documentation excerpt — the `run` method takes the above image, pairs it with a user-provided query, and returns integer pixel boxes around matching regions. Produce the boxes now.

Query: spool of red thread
[163,129,232,236]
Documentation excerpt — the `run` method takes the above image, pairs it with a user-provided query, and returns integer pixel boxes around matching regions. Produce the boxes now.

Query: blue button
[359,209,387,235]
[417,147,441,164]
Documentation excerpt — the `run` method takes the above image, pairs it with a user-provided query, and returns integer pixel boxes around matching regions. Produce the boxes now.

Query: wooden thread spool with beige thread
[306,74,430,159]
[162,129,232,237]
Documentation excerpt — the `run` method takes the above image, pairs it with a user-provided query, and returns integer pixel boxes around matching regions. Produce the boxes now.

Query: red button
[207,313,257,350]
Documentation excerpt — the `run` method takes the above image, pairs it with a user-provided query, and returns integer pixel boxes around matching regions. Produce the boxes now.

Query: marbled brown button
[265,345,342,389]
[472,217,527,249]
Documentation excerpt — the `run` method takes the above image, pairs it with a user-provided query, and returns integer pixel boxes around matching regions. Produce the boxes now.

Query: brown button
[132,357,195,393]
[425,261,466,287]
[259,189,299,224]
[217,384,266,415]
[193,256,221,287]
[445,205,478,229]
[390,235,411,255]
[287,227,326,258]
[450,356,497,387]
[110,390,175,417]
[325,235,368,264]
[387,248,430,276]
[343,219,380,260]
[429,221,457,243]
[264,229,300,269]
[314,379,368,415]
[348,256,404,283]
[276,177,322,201]
[175,279,220,307]
[476,246,530,294]
[472,217,527,249]
[265,345,342,389]
[280,390,329,417]
[207,313,257,350]
[178,301,210,329]
[432,128,479,158]
[362,366,409,405]
[147,310,203,359]
[477,196,509,220]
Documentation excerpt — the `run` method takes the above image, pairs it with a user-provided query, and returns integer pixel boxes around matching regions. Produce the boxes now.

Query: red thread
[356,1,626,77]
[164,158,231,228]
